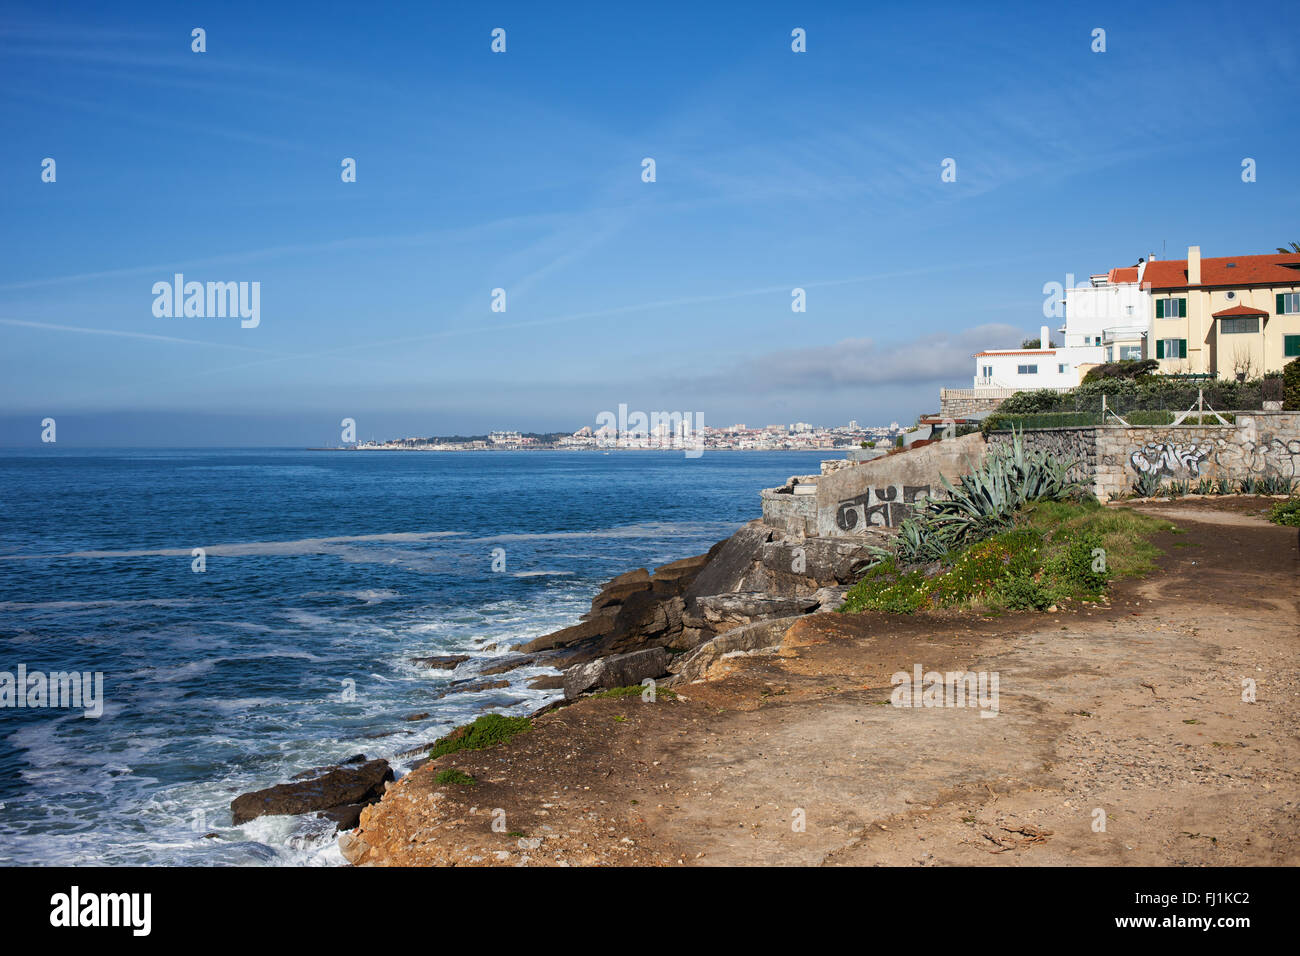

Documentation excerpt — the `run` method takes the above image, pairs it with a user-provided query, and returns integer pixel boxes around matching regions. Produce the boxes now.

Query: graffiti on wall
[1129,441,1210,478]
[1127,430,1300,481]
[835,485,931,531]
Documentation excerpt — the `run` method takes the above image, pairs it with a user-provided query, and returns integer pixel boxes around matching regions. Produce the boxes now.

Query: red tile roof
[1211,304,1268,317]
[1108,266,1139,283]
[974,350,1056,356]
[1141,252,1300,290]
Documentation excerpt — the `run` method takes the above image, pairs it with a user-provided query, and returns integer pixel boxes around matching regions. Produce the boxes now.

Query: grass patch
[591,684,678,701]
[434,768,476,786]
[839,499,1171,615]
[430,713,532,759]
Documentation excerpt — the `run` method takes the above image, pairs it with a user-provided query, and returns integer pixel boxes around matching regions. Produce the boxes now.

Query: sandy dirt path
[350,500,1299,866]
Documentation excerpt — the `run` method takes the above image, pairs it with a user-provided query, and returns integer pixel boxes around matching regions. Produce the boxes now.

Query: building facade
[1141,246,1300,380]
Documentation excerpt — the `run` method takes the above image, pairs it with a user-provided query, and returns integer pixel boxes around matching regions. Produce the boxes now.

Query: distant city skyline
[4,0,1299,446]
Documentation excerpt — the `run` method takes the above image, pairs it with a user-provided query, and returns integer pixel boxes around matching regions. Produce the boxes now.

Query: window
[1120,345,1142,360]
[1278,292,1300,315]
[1285,335,1300,357]
[1094,336,1101,346]
[981,365,992,378]
[1058,364,1067,374]
[1016,364,1038,375]
[1156,297,1186,319]
[1156,338,1187,360]
[1219,317,1259,334]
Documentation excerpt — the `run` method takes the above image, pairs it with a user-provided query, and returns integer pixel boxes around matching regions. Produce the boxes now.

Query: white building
[1060,266,1152,365]
[973,324,1086,388]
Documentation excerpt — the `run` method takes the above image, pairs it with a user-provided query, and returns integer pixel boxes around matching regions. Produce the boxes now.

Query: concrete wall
[994,411,1300,500]
[811,433,987,536]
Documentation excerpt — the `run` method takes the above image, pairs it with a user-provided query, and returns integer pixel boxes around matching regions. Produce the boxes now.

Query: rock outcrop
[562,646,672,699]
[231,757,393,826]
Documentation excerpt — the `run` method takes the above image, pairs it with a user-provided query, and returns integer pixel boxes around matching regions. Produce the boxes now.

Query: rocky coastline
[226,512,889,859]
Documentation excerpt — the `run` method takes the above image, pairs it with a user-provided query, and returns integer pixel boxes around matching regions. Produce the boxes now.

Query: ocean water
[0,448,827,866]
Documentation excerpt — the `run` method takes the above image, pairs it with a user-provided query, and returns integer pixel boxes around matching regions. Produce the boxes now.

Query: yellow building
[1141,246,1300,379]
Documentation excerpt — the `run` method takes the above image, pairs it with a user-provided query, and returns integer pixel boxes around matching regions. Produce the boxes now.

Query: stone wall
[988,427,1098,490]
[1000,412,1300,500]
[938,388,1016,419]
[761,434,987,537]
[759,486,818,536]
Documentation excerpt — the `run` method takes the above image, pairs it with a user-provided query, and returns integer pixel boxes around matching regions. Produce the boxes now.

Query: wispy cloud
[716,322,1024,390]
[0,317,274,353]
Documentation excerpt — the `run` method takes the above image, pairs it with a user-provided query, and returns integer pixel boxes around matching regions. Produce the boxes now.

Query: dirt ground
[350,497,1299,866]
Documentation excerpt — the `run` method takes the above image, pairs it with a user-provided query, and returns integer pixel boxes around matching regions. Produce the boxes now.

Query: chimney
[1040,324,1050,350]
[1187,245,1201,286]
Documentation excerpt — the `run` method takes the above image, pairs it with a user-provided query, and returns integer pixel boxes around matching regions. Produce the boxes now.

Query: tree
[1277,242,1300,254]
[1021,337,1060,349]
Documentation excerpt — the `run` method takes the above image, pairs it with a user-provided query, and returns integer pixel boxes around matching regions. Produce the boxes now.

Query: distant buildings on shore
[350,420,904,452]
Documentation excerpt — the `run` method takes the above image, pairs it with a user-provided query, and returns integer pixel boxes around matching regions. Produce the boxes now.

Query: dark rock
[432,679,509,699]
[683,521,773,603]
[479,656,531,676]
[231,759,393,825]
[527,673,566,690]
[563,647,671,699]
[404,712,430,722]
[516,613,615,652]
[317,803,366,830]
[693,592,818,632]
[411,654,469,670]
[759,537,877,586]
[589,579,653,614]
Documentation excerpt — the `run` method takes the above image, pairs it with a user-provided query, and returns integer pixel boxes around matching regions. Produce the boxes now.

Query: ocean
[0,448,828,866]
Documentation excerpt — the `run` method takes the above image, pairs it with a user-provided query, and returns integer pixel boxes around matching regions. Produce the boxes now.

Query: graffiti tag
[1129,441,1209,478]
[835,485,931,531]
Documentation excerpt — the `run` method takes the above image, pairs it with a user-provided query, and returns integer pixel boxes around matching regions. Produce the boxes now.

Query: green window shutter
[1278,293,1286,314]
[1179,298,1187,317]
[1286,335,1300,358]
[1156,339,1165,359]
[1179,339,1188,359]
[1157,299,1165,318]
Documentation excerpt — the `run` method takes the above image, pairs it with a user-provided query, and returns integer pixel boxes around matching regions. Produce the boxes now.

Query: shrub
[839,557,932,613]
[1081,359,1158,382]
[1283,357,1300,410]
[996,571,1052,610]
[1268,498,1300,527]
[430,713,532,759]
[1043,529,1109,601]
[434,768,476,786]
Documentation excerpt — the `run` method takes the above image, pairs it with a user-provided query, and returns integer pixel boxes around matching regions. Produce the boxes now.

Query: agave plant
[1194,477,1215,496]
[1238,476,1260,495]
[894,428,1085,564]
[1133,472,1161,498]
[1165,480,1188,498]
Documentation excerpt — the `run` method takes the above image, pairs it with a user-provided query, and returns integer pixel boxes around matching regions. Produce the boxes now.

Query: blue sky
[2,0,1298,445]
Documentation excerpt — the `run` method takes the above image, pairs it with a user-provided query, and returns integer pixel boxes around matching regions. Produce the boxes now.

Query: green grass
[839,499,1172,615]
[429,713,532,759]
[434,768,476,786]
[1269,497,1300,527]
